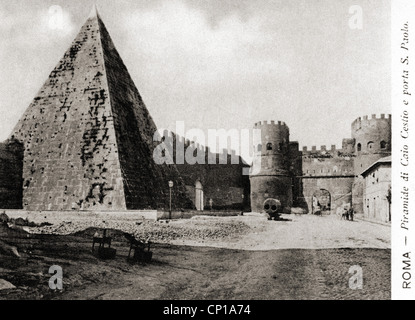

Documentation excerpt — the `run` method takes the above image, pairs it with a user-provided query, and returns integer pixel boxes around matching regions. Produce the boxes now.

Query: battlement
[171,132,240,159]
[352,113,391,128]
[302,144,338,153]
[254,120,288,128]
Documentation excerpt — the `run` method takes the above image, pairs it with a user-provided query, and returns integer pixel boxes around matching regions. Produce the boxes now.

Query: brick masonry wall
[301,147,355,177]
[250,175,292,213]
[0,139,23,209]
[296,145,355,214]
[177,156,250,210]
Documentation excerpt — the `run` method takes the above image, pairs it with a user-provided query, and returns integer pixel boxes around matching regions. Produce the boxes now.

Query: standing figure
[349,206,354,221]
[342,207,349,220]
[209,198,213,211]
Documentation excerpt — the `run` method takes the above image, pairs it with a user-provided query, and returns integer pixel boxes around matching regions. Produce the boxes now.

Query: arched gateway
[312,189,331,215]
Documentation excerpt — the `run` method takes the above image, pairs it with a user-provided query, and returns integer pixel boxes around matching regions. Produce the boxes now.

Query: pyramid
[10,7,188,211]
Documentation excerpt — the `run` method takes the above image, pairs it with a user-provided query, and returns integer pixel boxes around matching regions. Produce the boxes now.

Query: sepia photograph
[0,0,412,305]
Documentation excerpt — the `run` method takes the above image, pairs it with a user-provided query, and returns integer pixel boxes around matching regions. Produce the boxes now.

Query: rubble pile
[133,220,250,242]
[27,217,251,243]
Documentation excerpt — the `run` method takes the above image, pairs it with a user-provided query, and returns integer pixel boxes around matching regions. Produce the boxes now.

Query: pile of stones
[133,220,250,242]
[27,217,251,243]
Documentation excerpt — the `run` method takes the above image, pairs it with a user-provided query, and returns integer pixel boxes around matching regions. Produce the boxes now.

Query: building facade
[361,157,391,223]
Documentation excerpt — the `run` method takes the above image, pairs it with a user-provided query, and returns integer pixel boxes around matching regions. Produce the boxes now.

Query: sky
[0,0,391,153]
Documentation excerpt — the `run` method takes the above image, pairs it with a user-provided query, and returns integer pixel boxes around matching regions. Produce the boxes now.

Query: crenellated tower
[351,114,391,174]
[250,121,293,213]
[351,114,391,213]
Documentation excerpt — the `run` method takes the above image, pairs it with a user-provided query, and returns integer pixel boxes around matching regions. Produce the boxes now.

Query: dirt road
[0,214,390,300]
[170,214,391,250]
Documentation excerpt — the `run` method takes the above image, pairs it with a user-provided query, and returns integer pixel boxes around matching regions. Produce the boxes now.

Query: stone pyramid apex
[88,3,100,19]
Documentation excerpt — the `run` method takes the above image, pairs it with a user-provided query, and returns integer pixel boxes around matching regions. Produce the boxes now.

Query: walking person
[349,206,354,221]
[341,207,346,220]
[342,206,349,220]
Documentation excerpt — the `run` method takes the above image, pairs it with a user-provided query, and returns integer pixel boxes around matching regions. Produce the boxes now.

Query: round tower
[351,114,391,174]
[250,121,293,213]
[351,114,391,213]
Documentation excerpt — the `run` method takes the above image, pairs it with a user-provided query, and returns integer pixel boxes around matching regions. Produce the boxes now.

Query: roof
[361,156,391,177]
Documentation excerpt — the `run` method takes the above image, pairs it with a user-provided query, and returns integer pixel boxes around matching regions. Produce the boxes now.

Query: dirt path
[0,214,390,300]
[170,214,390,250]
[57,245,390,300]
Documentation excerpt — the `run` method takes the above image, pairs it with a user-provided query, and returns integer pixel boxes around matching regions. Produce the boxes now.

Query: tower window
[266,143,272,151]
[380,141,386,149]
[357,143,361,152]
[367,141,374,150]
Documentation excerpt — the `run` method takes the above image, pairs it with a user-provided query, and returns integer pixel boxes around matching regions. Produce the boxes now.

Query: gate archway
[312,189,331,215]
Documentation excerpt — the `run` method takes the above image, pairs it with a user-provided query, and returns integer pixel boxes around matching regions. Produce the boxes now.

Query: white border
[391,0,415,300]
